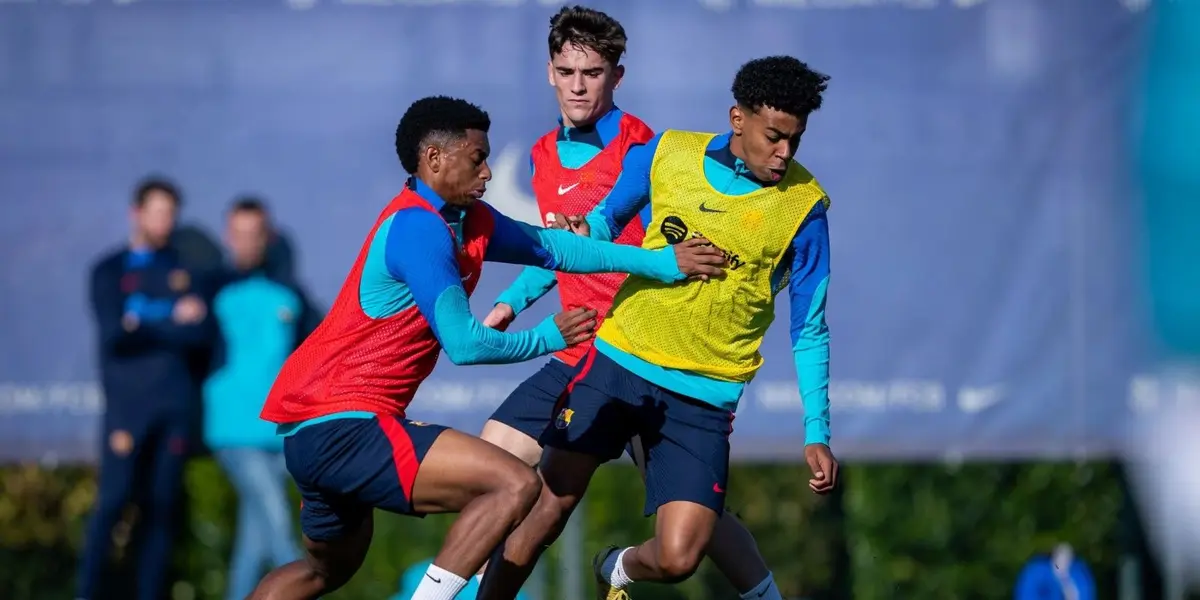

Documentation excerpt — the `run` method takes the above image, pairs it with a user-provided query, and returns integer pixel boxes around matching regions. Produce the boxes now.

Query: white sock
[739,572,782,600]
[411,564,468,600]
[600,547,635,589]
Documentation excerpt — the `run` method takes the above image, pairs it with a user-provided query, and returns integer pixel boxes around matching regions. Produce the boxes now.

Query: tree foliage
[0,460,1125,600]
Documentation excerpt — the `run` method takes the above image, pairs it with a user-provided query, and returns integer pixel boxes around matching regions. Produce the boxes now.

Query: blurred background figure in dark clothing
[78,177,211,600]
[203,197,318,600]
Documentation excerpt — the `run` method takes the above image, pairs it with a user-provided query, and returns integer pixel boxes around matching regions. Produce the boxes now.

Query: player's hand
[548,212,590,236]
[804,443,839,495]
[173,295,207,324]
[484,303,516,331]
[672,237,726,281]
[554,307,597,346]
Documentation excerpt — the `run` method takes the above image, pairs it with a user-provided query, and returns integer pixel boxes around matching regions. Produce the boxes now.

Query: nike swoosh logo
[558,183,579,195]
[425,574,442,584]
[698,202,724,213]
[713,482,725,493]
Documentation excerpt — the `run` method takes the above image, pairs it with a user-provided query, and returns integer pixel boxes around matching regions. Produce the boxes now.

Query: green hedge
[0,460,1124,600]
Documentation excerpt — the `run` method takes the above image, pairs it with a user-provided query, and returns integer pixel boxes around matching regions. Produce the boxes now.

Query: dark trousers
[76,415,190,600]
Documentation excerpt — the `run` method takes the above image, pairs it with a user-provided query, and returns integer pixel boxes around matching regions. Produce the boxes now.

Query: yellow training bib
[597,130,830,382]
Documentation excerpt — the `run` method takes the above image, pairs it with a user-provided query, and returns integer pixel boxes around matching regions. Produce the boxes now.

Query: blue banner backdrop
[0,0,1159,463]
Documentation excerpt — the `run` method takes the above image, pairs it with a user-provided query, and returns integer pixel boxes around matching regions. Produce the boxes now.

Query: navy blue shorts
[488,359,579,439]
[282,415,449,542]
[540,348,734,516]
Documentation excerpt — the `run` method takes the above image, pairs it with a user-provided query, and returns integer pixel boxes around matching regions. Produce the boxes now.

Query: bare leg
[250,429,540,600]
[705,510,773,593]
[479,419,543,468]
[475,419,545,581]
[248,513,373,600]
[621,501,719,583]
[477,447,603,600]
[630,437,772,595]
[410,429,543,577]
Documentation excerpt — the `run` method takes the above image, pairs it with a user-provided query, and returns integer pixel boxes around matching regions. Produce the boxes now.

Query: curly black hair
[395,96,491,174]
[732,56,830,117]
[548,5,627,66]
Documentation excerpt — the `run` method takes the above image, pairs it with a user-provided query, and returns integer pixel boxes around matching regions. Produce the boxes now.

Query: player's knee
[655,539,705,583]
[494,461,542,522]
[511,466,543,517]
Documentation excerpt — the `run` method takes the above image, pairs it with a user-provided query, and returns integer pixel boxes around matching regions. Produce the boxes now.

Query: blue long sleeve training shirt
[279,177,688,434]
[583,131,833,446]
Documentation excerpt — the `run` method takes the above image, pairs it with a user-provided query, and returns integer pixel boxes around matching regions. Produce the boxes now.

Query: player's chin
[465,188,486,203]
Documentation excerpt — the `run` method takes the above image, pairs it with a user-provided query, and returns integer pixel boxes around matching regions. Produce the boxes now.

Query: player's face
[729,105,808,183]
[225,210,270,270]
[548,44,624,128]
[131,190,177,248]
[428,128,492,206]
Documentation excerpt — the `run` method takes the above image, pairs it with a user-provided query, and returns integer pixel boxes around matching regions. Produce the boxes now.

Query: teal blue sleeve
[494,266,558,315]
[384,208,567,366]
[786,206,832,446]
[484,204,684,284]
[433,287,566,365]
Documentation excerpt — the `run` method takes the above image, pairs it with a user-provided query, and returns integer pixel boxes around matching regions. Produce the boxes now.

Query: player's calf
[619,501,718,583]
[408,430,543,600]
[477,447,603,600]
[249,515,373,600]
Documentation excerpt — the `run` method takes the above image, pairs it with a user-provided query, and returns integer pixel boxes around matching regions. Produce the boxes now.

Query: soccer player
[479,6,786,600]
[477,56,838,600]
[247,95,724,600]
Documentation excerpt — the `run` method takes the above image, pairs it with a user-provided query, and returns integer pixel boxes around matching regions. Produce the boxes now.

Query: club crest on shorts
[554,408,574,430]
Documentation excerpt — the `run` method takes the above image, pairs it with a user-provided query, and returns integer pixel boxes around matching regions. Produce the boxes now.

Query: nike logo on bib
[698,202,725,213]
[557,183,579,195]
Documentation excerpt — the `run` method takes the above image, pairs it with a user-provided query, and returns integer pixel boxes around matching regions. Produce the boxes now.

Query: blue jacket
[90,246,212,425]
[203,268,320,450]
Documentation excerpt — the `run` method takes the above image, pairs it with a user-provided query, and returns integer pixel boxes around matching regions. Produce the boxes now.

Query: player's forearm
[534,227,682,283]
[494,266,558,316]
[433,286,565,365]
[793,336,831,446]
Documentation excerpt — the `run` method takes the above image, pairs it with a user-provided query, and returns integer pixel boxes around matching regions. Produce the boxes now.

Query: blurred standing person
[79,177,211,600]
[204,198,318,600]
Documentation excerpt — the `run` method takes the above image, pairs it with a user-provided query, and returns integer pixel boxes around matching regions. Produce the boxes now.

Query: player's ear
[729,105,745,135]
[546,60,555,87]
[424,144,441,173]
[612,64,625,90]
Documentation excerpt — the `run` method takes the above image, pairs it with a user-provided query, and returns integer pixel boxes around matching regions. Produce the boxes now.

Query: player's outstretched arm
[492,266,558,321]
[483,204,723,283]
[786,204,837,493]
[385,208,587,366]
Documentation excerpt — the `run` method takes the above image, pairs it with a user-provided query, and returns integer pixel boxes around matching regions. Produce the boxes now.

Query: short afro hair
[732,56,830,118]
[395,96,491,174]
[548,5,627,66]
